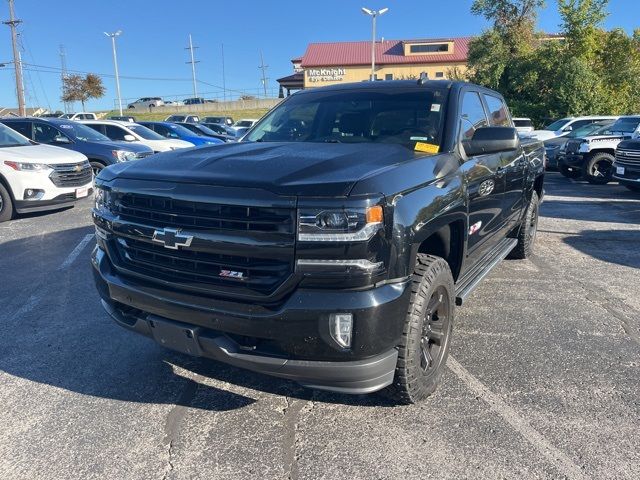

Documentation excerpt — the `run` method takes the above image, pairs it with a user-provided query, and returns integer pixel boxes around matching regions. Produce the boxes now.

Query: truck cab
[92,80,544,403]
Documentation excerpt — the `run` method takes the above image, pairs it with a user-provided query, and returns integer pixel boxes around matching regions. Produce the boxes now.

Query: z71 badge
[219,270,244,279]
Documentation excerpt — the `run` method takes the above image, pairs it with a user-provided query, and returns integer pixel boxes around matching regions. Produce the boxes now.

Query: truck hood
[100,141,419,196]
[4,143,87,164]
[525,130,559,141]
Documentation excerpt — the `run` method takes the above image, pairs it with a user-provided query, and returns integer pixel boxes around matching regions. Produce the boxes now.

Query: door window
[459,91,489,142]
[5,121,32,139]
[104,125,129,141]
[33,123,67,144]
[484,94,511,127]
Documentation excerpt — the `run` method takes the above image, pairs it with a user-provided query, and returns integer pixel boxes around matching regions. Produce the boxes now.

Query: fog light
[23,188,44,200]
[329,313,353,349]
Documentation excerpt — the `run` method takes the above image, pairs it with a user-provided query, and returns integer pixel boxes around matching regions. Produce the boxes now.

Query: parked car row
[0,111,245,222]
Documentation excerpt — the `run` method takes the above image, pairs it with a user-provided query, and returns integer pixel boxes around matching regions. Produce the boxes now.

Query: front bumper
[612,162,640,185]
[560,153,585,168]
[92,246,409,394]
[14,188,93,213]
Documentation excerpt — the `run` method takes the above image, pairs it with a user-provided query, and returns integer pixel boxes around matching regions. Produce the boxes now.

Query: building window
[385,73,393,81]
[409,43,449,53]
[435,71,444,78]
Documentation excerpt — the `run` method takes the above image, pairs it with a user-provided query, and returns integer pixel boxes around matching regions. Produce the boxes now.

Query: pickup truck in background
[92,80,545,404]
[613,137,640,192]
[558,116,640,184]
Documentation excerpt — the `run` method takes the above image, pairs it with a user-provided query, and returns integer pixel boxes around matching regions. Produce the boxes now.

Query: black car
[174,122,233,142]
[92,80,544,403]
[613,138,640,192]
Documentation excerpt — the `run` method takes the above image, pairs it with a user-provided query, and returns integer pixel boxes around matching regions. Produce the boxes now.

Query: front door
[458,91,507,265]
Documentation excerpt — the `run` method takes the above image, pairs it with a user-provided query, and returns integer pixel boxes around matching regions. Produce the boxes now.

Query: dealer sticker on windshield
[414,142,439,154]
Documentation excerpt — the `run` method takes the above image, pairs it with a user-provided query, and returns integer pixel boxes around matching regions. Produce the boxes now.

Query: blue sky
[0,0,636,111]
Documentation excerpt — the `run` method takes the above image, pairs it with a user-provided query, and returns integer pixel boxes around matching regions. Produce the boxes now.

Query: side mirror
[563,125,573,132]
[123,134,136,142]
[463,127,520,157]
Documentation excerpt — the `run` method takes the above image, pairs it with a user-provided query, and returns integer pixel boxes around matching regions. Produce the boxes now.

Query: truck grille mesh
[616,148,640,167]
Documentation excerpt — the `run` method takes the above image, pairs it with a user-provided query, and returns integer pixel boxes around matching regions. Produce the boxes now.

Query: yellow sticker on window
[414,142,439,154]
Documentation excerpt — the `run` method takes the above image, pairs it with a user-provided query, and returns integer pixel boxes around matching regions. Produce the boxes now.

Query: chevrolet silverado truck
[558,116,640,184]
[92,80,545,404]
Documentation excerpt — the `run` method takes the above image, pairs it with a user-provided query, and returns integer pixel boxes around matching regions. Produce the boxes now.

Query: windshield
[0,123,32,147]
[129,124,165,140]
[544,119,570,131]
[568,122,612,138]
[245,88,448,150]
[605,117,640,134]
[514,119,532,128]
[58,122,110,142]
[193,124,217,136]
[166,124,196,136]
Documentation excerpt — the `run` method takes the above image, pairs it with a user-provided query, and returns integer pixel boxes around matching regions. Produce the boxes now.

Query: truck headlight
[298,206,383,242]
[112,150,137,162]
[94,186,111,211]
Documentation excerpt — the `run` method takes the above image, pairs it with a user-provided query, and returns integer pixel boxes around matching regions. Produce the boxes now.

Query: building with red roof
[278,37,470,96]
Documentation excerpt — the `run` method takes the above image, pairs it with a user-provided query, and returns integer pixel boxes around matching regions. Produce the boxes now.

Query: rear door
[483,93,526,230]
[459,90,507,263]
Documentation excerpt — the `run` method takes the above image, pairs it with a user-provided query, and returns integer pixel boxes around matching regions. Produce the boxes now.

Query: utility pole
[4,0,26,116]
[59,44,69,113]
[104,31,123,115]
[361,7,389,81]
[221,43,226,103]
[185,34,199,99]
[258,50,269,98]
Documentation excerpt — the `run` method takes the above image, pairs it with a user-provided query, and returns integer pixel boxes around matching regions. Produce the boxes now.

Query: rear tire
[508,191,539,260]
[0,182,15,223]
[559,165,581,179]
[385,254,455,404]
[584,152,615,185]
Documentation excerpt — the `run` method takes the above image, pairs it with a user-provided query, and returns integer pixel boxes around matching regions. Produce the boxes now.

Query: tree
[558,0,608,59]
[62,73,105,110]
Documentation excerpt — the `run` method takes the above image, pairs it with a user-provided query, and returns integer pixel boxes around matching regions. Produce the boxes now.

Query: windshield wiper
[323,139,342,143]
[0,143,28,148]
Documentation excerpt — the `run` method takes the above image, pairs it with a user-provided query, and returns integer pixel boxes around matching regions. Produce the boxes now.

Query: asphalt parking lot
[1,173,639,480]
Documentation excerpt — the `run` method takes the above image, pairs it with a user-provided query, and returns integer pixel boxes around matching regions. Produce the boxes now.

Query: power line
[21,62,192,82]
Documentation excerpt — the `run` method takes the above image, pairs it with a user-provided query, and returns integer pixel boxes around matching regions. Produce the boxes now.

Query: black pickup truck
[92,80,545,403]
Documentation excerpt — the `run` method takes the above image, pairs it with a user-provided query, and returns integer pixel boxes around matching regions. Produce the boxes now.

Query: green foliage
[467,0,638,126]
[61,73,105,110]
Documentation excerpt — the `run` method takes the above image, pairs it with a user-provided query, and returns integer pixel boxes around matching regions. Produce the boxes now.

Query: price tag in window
[414,142,439,154]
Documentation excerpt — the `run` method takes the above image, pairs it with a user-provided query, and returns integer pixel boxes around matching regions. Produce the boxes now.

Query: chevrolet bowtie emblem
[152,228,194,250]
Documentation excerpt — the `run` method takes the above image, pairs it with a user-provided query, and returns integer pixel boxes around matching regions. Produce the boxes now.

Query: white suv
[61,112,98,120]
[0,123,92,222]
[127,97,164,109]
[80,120,194,153]
[527,116,619,141]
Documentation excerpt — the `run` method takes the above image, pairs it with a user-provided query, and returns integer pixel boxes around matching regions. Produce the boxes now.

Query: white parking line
[57,234,95,271]
[447,356,588,480]
[7,234,95,323]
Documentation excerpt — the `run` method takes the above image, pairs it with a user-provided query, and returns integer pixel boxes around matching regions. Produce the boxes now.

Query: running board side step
[454,238,517,306]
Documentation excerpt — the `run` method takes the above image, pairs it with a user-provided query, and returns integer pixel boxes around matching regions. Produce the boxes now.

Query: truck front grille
[104,191,296,298]
[615,148,640,167]
[565,140,582,154]
[114,192,294,234]
[49,161,92,187]
[113,236,291,294]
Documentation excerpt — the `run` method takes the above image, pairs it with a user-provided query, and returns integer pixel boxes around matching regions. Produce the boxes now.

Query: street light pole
[361,7,388,81]
[104,31,123,115]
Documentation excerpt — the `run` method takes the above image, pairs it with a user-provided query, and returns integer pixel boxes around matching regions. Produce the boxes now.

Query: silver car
[127,97,164,109]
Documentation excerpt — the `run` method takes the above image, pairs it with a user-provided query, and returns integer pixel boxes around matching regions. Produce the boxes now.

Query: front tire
[584,152,615,185]
[386,254,455,404]
[508,190,539,260]
[0,182,15,223]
